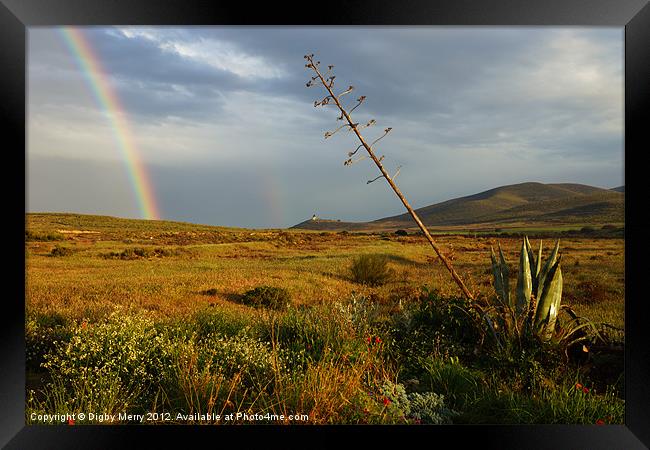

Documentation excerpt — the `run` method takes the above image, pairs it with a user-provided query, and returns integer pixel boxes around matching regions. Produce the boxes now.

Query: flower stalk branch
[305,54,475,301]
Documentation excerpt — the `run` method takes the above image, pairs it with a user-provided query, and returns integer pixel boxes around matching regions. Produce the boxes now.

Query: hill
[292,182,624,231]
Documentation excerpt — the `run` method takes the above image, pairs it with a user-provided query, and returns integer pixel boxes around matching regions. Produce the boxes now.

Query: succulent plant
[489,237,563,342]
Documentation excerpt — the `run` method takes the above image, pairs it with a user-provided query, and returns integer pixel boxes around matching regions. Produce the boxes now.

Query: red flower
[374,336,381,344]
[81,321,87,329]
[596,419,605,425]
[583,387,590,394]
[366,336,372,344]
[575,383,583,390]
[382,397,391,406]
[67,418,75,425]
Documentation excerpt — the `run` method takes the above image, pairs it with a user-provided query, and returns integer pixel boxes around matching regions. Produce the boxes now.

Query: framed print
[2,0,649,448]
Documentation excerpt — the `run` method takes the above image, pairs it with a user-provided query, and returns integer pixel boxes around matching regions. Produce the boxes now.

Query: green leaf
[538,239,560,298]
[491,245,509,306]
[516,238,532,314]
[534,256,563,341]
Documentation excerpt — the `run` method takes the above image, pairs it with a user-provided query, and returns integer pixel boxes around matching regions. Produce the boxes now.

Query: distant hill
[291,217,368,231]
[291,182,624,231]
[610,186,625,192]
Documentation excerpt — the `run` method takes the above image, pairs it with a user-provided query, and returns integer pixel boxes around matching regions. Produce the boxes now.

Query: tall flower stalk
[304,54,474,301]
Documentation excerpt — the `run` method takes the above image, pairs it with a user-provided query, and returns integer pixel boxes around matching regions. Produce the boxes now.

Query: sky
[27,27,624,228]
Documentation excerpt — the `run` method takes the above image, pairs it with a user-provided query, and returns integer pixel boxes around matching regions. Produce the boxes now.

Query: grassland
[25,213,625,425]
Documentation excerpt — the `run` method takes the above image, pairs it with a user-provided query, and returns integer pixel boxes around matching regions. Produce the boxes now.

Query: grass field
[25,213,625,425]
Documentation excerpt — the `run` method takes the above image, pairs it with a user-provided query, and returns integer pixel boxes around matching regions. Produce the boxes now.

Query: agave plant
[489,237,563,342]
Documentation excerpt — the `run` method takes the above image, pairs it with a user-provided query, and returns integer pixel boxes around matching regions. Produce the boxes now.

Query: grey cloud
[27,27,624,226]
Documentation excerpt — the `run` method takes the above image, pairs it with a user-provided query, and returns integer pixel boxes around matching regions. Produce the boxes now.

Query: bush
[240,286,291,310]
[50,245,74,257]
[196,333,284,389]
[41,313,178,406]
[102,247,177,260]
[26,230,65,242]
[395,229,408,236]
[26,313,73,371]
[376,380,457,424]
[350,254,393,286]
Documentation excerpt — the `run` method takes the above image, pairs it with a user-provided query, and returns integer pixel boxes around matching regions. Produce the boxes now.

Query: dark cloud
[27,27,624,227]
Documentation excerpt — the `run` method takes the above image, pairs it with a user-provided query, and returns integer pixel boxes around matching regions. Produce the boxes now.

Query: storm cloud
[27,27,623,228]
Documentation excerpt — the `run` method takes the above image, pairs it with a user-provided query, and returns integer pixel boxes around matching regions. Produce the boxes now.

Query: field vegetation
[25,213,625,425]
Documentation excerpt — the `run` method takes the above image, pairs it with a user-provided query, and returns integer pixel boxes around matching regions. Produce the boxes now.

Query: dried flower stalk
[305,54,475,301]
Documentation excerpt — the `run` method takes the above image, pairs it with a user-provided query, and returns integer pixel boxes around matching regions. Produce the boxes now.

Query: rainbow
[58,27,161,220]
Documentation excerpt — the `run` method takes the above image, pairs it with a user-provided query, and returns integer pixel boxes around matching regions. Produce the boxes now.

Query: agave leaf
[516,239,532,314]
[543,265,562,340]
[524,236,538,298]
[497,242,510,307]
[490,246,505,305]
[534,256,563,341]
[538,239,560,297]
[524,236,534,266]
[533,240,543,297]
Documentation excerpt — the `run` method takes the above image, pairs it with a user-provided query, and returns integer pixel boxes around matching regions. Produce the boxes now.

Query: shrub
[407,391,457,424]
[395,229,408,236]
[376,380,457,424]
[196,333,285,389]
[41,313,178,407]
[26,230,65,242]
[25,313,73,371]
[350,254,393,286]
[240,286,291,310]
[102,247,177,260]
[50,245,74,257]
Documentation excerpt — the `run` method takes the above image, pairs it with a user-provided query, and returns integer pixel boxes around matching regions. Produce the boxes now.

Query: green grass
[25,213,625,425]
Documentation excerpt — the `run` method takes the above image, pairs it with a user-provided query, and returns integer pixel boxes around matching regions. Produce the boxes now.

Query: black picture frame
[2,0,648,448]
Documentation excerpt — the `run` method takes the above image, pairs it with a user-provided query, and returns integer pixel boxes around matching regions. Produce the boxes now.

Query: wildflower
[575,383,583,390]
[596,419,605,425]
[81,321,87,329]
[374,336,381,344]
[382,397,391,406]
[366,336,372,344]
[67,418,75,425]
[583,387,590,394]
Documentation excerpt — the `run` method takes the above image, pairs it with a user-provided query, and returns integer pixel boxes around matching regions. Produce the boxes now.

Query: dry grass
[25,214,625,330]
[25,214,625,425]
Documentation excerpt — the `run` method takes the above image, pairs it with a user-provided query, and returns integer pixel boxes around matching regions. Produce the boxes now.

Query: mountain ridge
[292,182,624,231]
